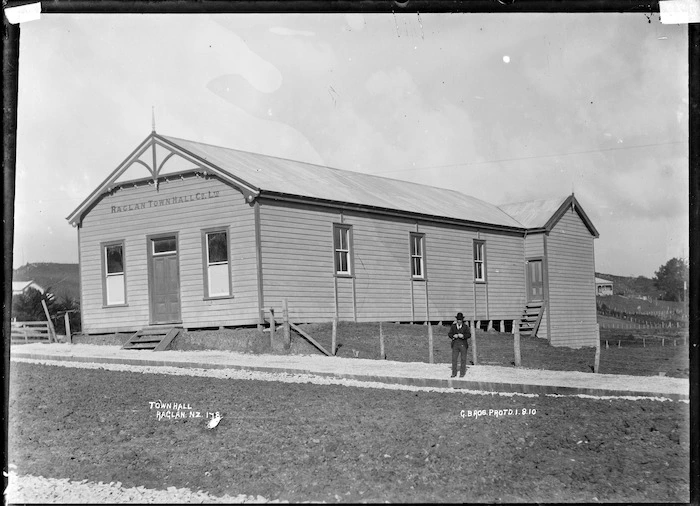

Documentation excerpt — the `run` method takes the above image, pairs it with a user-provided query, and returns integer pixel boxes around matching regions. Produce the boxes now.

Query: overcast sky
[12,12,688,278]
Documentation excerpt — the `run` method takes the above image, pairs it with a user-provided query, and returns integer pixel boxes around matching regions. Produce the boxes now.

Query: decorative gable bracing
[66,133,259,226]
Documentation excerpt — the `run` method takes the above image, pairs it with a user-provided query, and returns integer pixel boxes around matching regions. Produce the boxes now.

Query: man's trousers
[451,339,468,376]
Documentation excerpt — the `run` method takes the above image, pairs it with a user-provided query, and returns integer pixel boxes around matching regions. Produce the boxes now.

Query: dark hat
[455,312,464,321]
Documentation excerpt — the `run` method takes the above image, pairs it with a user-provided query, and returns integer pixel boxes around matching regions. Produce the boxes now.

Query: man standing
[448,312,470,377]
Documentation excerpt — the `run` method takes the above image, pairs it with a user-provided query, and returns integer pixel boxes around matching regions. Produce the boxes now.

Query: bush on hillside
[11,287,81,334]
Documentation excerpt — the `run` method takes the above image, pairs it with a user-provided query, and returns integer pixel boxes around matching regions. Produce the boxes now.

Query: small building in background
[595,277,614,296]
[12,280,45,296]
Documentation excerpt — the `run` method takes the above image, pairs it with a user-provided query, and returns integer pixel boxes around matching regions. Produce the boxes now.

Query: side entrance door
[526,259,544,302]
[149,235,181,324]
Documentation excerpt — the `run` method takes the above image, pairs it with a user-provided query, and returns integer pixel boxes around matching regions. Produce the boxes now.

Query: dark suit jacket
[448,322,471,340]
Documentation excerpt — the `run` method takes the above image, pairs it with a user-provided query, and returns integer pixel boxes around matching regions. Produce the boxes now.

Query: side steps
[122,327,180,351]
[518,301,545,337]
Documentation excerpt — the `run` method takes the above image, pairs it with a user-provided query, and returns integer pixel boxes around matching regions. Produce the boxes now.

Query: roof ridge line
[161,134,500,203]
[497,195,568,208]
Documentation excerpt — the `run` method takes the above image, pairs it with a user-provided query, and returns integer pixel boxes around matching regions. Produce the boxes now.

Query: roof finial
[152,106,156,132]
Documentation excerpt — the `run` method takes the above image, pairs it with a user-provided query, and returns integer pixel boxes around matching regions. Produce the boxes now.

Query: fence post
[379,321,385,359]
[268,308,275,350]
[64,313,72,344]
[594,324,600,373]
[41,300,57,343]
[513,323,521,367]
[332,317,338,356]
[282,299,290,350]
[470,321,478,366]
[428,323,434,364]
[258,309,265,333]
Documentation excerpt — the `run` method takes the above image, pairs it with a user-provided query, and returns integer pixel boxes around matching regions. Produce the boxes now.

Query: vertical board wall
[478,229,527,322]
[79,175,258,332]
[546,208,598,347]
[257,199,339,322]
[259,199,526,324]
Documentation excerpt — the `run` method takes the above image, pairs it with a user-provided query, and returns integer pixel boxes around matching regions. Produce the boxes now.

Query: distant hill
[13,263,80,301]
[595,272,663,300]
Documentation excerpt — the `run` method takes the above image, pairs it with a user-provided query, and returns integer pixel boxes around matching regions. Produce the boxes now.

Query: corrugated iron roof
[595,277,613,284]
[68,132,598,235]
[497,196,570,229]
[162,135,525,229]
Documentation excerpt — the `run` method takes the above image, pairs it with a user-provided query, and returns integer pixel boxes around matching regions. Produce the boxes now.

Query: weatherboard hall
[67,131,600,349]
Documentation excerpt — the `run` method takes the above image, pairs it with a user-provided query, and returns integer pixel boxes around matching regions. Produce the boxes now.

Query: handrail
[532,300,546,337]
[288,322,332,356]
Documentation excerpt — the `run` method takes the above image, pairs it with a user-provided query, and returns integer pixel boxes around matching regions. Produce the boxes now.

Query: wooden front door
[149,235,181,324]
[527,259,544,302]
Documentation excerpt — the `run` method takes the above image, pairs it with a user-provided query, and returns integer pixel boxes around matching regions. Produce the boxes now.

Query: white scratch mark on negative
[4,2,41,24]
[660,0,700,24]
[392,10,401,38]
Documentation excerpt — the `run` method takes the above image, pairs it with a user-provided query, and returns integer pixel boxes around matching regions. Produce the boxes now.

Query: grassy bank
[296,321,689,378]
[69,321,689,378]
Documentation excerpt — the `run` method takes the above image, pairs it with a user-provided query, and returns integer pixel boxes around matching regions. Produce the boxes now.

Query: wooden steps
[122,327,180,351]
[518,301,545,338]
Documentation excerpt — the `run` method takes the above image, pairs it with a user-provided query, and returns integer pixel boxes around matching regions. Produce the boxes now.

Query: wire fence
[598,320,686,330]
[597,304,688,323]
[600,335,688,348]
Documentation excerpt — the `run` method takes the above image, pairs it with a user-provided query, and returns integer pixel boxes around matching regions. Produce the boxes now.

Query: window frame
[152,236,177,256]
[333,224,353,277]
[473,239,487,283]
[201,226,233,299]
[101,240,127,307]
[410,232,426,279]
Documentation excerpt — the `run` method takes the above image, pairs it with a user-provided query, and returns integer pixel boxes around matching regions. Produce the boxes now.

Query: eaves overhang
[258,191,528,235]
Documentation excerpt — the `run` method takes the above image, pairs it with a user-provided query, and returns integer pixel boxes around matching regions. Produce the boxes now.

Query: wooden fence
[11,321,54,343]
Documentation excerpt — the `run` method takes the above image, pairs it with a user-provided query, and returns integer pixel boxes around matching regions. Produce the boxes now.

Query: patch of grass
[296,322,689,378]
[75,321,689,378]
